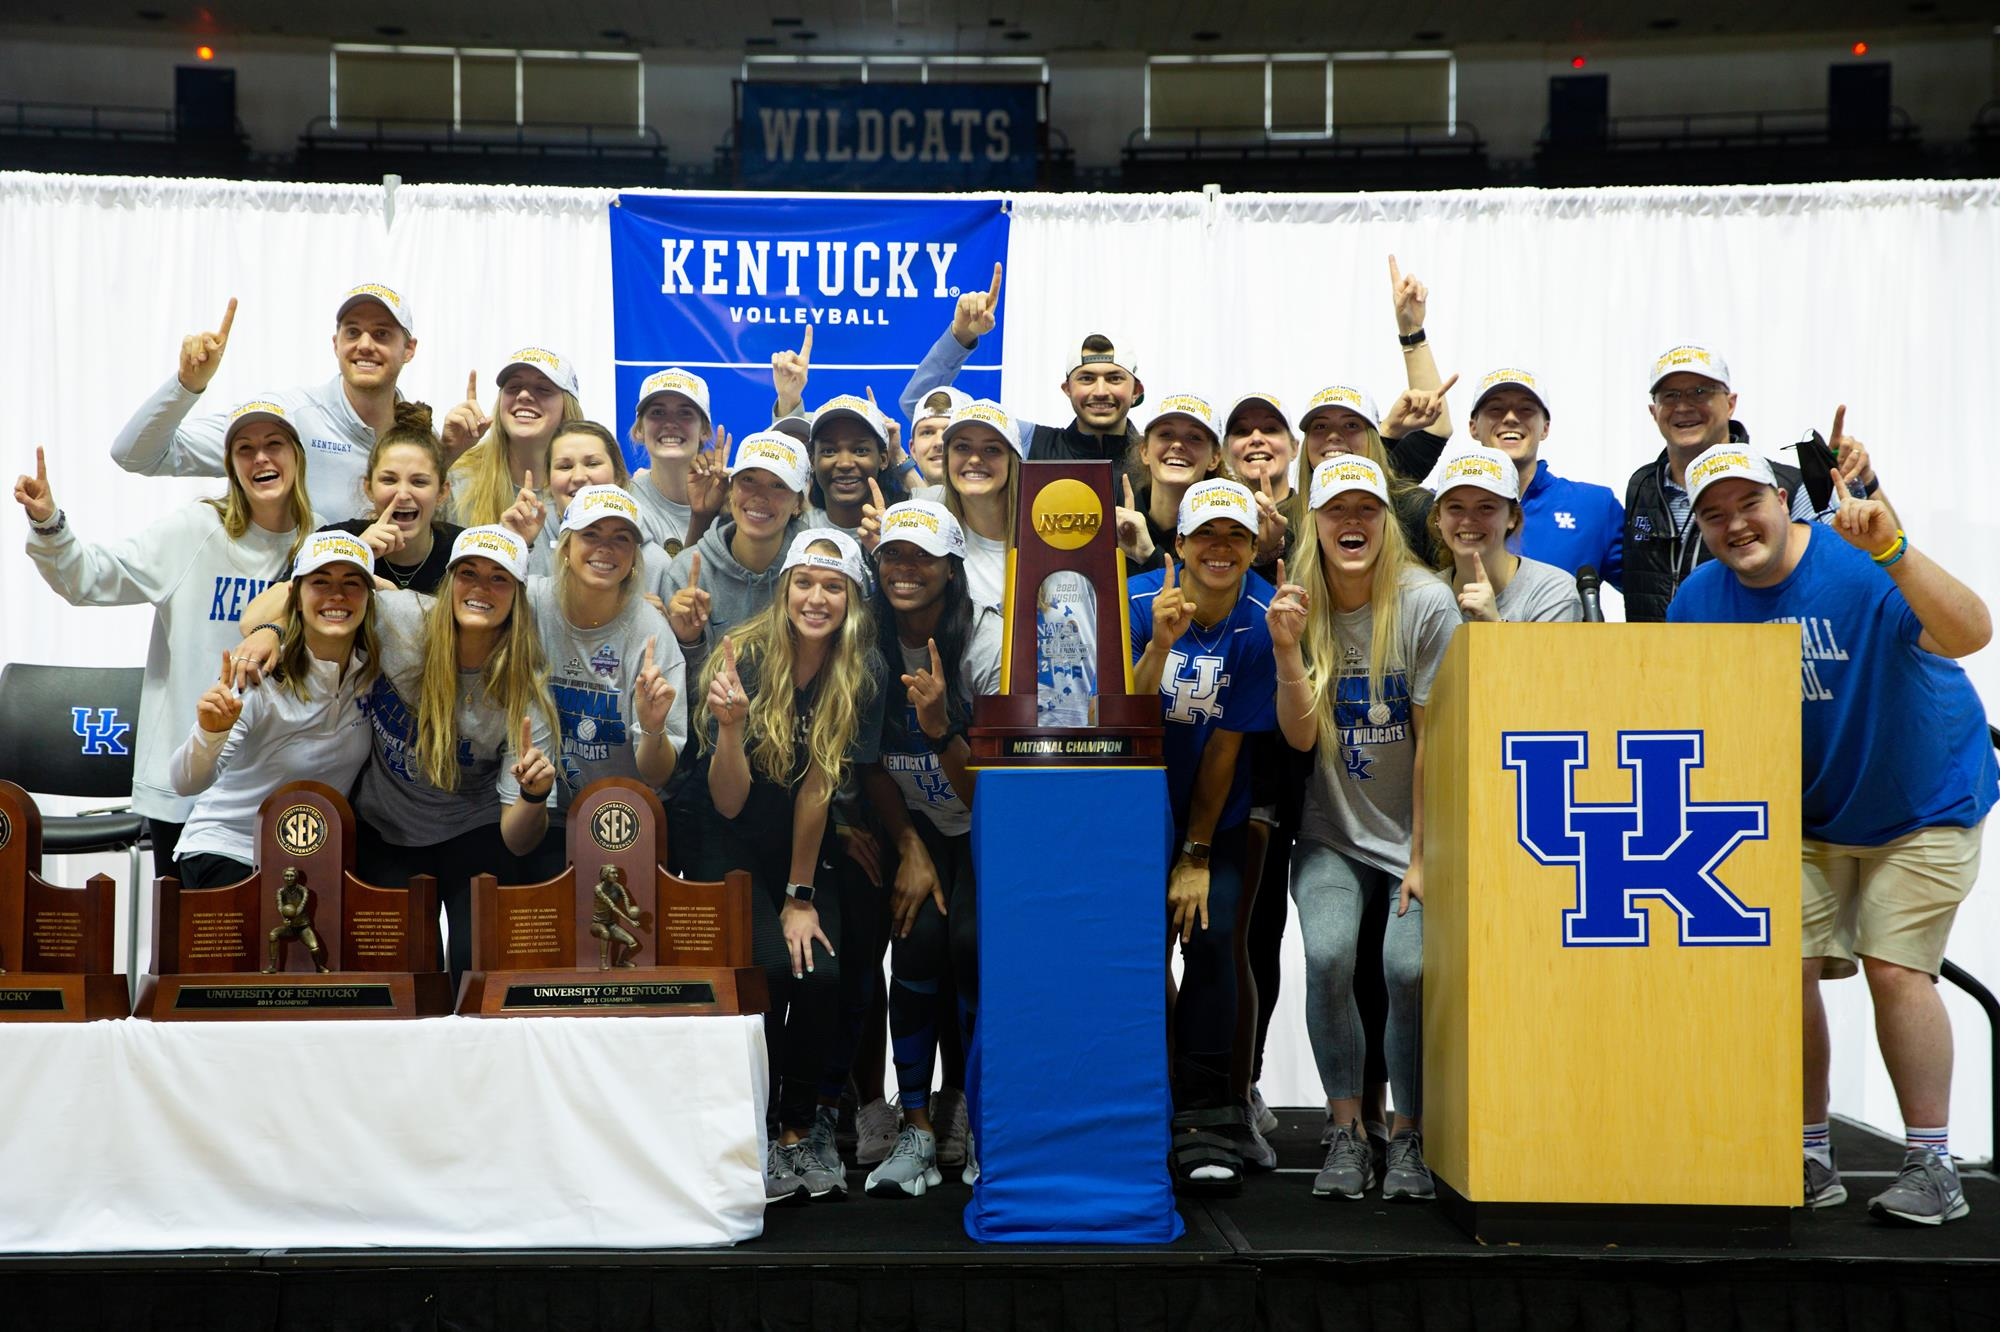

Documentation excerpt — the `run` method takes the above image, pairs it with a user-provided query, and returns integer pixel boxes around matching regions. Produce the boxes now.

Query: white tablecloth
[0,1014,769,1252]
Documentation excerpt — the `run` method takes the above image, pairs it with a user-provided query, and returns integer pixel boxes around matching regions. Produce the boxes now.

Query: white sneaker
[962,1131,980,1187]
[865,1124,943,1198]
[1250,1086,1279,1137]
[931,1087,971,1167]
[854,1096,898,1167]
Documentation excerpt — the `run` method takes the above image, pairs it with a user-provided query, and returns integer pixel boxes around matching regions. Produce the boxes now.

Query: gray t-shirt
[962,526,1007,612]
[1446,555,1583,624]
[1297,569,1460,878]
[353,590,554,846]
[629,468,696,557]
[878,606,1003,838]
[526,575,688,824]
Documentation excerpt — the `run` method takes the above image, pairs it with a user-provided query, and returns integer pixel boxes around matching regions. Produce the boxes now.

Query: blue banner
[610,194,1009,471]
[739,83,1039,191]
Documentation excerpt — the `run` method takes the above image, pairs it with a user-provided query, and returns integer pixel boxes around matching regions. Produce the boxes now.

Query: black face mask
[1789,430,1838,511]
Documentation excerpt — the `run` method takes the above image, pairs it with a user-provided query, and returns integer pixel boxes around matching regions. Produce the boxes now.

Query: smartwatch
[785,881,817,904]
[1180,840,1212,868]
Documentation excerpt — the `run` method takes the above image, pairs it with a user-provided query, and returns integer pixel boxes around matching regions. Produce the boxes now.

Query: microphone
[1576,566,1605,623]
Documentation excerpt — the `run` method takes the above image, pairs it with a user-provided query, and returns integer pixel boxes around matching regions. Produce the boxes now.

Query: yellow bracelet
[1871,530,1906,564]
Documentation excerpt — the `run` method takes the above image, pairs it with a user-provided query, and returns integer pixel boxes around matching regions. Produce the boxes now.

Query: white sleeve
[25,502,213,608]
[169,714,237,796]
[110,374,228,479]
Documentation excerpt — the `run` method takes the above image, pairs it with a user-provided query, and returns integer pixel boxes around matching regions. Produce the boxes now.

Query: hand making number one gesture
[442,370,494,458]
[13,446,55,524]
[631,636,677,740]
[772,325,813,417]
[901,637,950,742]
[668,551,711,646]
[1266,558,1309,651]
[1823,406,1897,557]
[197,650,248,734]
[178,297,237,394]
[951,262,1004,348]
[501,470,547,547]
[1150,555,1192,649]
[510,715,555,802]
[707,635,747,730]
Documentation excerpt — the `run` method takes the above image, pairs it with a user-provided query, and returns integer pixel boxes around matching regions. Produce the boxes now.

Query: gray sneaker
[1868,1148,1969,1226]
[962,1131,980,1187]
[1313,1121,1375,1199]
[931,1087,971,1167]
[795,1108,849,1199]
[1803,1152,1847,1209]
[766,1141,809,1205]
[1381,1128,1436,1201]
[1241,1122,1278,1172]
[865,1124,943,1198]
[855,1097,899,1167]
[1250,1086,1279,1137]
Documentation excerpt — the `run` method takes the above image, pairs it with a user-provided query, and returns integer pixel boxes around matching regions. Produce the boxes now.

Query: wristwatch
[1180,840,1211,869]
[785,882,817,904]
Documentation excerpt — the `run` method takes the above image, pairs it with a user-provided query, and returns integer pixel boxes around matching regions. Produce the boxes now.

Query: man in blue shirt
[1467,367,1624,591]
[1668,438,1995,1227]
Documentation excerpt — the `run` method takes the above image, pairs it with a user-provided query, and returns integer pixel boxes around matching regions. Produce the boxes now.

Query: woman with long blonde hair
[1266,455,1459,1206]
[445,347,586,528]
[680,529,884,1205]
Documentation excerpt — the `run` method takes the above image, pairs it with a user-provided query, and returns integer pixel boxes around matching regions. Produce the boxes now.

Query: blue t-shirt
[1668,525,1997,845]
[1521,462,1625,591]
[1128,566,1279,833]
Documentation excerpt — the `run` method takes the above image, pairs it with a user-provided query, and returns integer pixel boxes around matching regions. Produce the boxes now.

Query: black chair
[0,663,149,995]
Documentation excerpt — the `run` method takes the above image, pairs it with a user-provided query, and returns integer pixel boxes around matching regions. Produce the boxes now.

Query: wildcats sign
[610,194,1008,472]
[739,83,1039,191]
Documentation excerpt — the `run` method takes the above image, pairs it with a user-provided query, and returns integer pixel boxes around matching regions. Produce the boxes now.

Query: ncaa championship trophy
[965,460,1179,1243]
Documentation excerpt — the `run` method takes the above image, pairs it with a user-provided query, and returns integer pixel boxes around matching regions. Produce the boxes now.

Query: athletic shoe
[962,1132,980,1187]
[1319,1112,1338,1148]
[931,1087,971,1167]
[1240,1121,1278,1173]
[1380,1129,1436,1201]
[1803,1151,1847,1209]
[1250,1086,1279,1137]
[855,1096,899,1167]
[795,1107,849,1199]
[1313,1121,1375,1199]
[865,1125,943,1199]
[766,1141,809,1205]
[1868,1148,1969,1226]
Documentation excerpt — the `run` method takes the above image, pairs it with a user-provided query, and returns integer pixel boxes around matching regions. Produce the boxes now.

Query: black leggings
[175,851,250,891]
[148,819,185,882]
[884,816,977,1111]
[356,820,523,990]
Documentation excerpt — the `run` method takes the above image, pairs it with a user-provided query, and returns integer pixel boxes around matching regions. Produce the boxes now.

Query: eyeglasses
[1652,385,1728,407]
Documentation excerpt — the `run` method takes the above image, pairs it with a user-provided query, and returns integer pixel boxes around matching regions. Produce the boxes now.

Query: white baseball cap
[496,346,580,399]
[876,499,967,561]
[558,484,643,537]
[1066,336,1138,379]
[1177,478,1259,538]
[634,368,712,423]
[1147,392,1221,441]
[447,524,532,582]
[942,400,1027,459]
[1226,391,1290,433]
[781,528,870,589]
[1685,445,1779,509]
[1472,367,1550,416]
[810,393,890,449]
[292,531,375,580]
[912,384,974,423]
[1299,384,1381,431]
[728,430,813,493]
[1308,455,1391,510]
[224,396,300,446]
[1423,443,1520,503]
[1648,345,1733,393]
[336,281,415,336]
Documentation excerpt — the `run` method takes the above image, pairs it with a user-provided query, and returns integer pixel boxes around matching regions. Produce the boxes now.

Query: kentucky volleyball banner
[609,193,1011,467]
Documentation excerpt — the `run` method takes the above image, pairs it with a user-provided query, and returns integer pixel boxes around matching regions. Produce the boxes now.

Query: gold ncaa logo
[276,804,328,857]
[0,807,11,853]
[592,800,640,852]
[1029,478,1103,551]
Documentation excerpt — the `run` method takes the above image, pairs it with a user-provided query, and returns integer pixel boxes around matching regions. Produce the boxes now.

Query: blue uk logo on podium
[1501,730,1770,948]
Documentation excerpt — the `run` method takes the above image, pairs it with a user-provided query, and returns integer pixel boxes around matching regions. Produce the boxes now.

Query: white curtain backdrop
[3,171,1996,1161]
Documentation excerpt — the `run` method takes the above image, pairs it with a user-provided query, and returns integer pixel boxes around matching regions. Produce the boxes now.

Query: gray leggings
[1289,839,1425,1119]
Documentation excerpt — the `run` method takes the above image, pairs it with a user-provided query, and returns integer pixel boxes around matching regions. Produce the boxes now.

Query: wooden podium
[456,778,768,1017]
[1422,623,1801,1244]
[0,781,130,1021]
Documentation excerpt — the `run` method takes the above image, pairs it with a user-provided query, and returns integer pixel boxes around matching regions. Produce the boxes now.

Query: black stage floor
[6,1117,1997,1331]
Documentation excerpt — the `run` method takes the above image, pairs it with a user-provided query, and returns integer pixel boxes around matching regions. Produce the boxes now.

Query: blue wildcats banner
[610,193,1010,470]
[739,83,1039,191]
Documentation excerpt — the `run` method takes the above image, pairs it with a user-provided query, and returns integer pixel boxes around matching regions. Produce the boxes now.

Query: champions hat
[729,430,813,493]
[810,393,890,449]
[292,531,375,579]
[1299,384,1381,431]
[1177,478,1259,538]
[780,528,870,588]
[1684,444,1778,509]
[877,499,967,560]
[634,368,712,423]
[447,525,531,582]
[559,484,643,537]
[1423,443,1519,502]
[1226,391,1290,432]
[1147,392,1221,441]
[1472,367,1549,416]
[913,384,974,423]
[942,400,1028,458]
[224,397,300,445]
[1308,455,1391,510]
[1648,344,1733,393]
[336,281,415,336]
[496,346,580,398]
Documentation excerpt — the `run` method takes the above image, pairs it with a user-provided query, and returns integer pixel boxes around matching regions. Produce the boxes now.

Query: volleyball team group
[14,255,1992,1228]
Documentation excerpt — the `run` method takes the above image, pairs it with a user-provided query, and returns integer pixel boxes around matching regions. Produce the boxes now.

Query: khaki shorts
[1801,820,1985,978]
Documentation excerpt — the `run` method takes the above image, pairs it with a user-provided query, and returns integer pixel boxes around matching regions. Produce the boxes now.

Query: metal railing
[1126,119,1480,158]
[302,115,665,153]
[0,99,176,141]
[1539,105,1918,150]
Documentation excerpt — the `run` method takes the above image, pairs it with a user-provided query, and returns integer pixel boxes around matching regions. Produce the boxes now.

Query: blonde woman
[16,399,312,876]
[937,400,1022,612]
[1113,392,1227,575]
[444,347,585,528]
[682,529,884,1205]
[1267,456,1459,1204]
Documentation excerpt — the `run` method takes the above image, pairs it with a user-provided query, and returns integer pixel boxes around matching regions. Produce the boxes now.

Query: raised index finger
[986,261,1003,307]
[688,550,702,588]
[519,714,531,756]
[641,635,656,674]
[1388,254,1402,288]
[928,636,943,677]
[36,445,46,483]
[216,297,237,340]
[1830,404,1847,446]
[466,370,480,403]
[799,324,814,363]
[867,476,885,510]
[1276,557,1287,587]
[1437,371,1460,396]
[1472,549,1489,583]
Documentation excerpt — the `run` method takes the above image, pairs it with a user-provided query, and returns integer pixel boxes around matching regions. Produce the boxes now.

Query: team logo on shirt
[276,804,329,857]
[1502,730,1770,947]
[1554,512,1576,529]
[591,800,641,852]
[589,644,622,680]
[1160,649,1230,724]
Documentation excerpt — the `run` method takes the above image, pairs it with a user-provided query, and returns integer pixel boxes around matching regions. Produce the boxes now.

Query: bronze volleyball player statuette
[264,868,330,974]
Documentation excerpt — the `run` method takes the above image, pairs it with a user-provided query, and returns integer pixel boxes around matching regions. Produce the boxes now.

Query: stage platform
[5,1116,1995,1331]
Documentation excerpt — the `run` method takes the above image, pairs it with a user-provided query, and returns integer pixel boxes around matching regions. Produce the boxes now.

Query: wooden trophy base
[456,965,770,1018]
[134,971,452,1021]
[0,972,132,1022]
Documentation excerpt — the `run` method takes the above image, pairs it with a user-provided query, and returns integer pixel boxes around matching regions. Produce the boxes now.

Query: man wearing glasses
[1621,344,1872,622]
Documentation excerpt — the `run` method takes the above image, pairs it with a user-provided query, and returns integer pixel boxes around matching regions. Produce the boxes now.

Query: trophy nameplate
[0,780,130,1021]
[456,778,768,1017]
[133,782,450,1020]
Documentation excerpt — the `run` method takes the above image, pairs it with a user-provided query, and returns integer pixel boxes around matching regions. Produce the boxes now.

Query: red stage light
[196,44,215,60]
[1570,55,1587,69]
[1851,41,1868,56]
